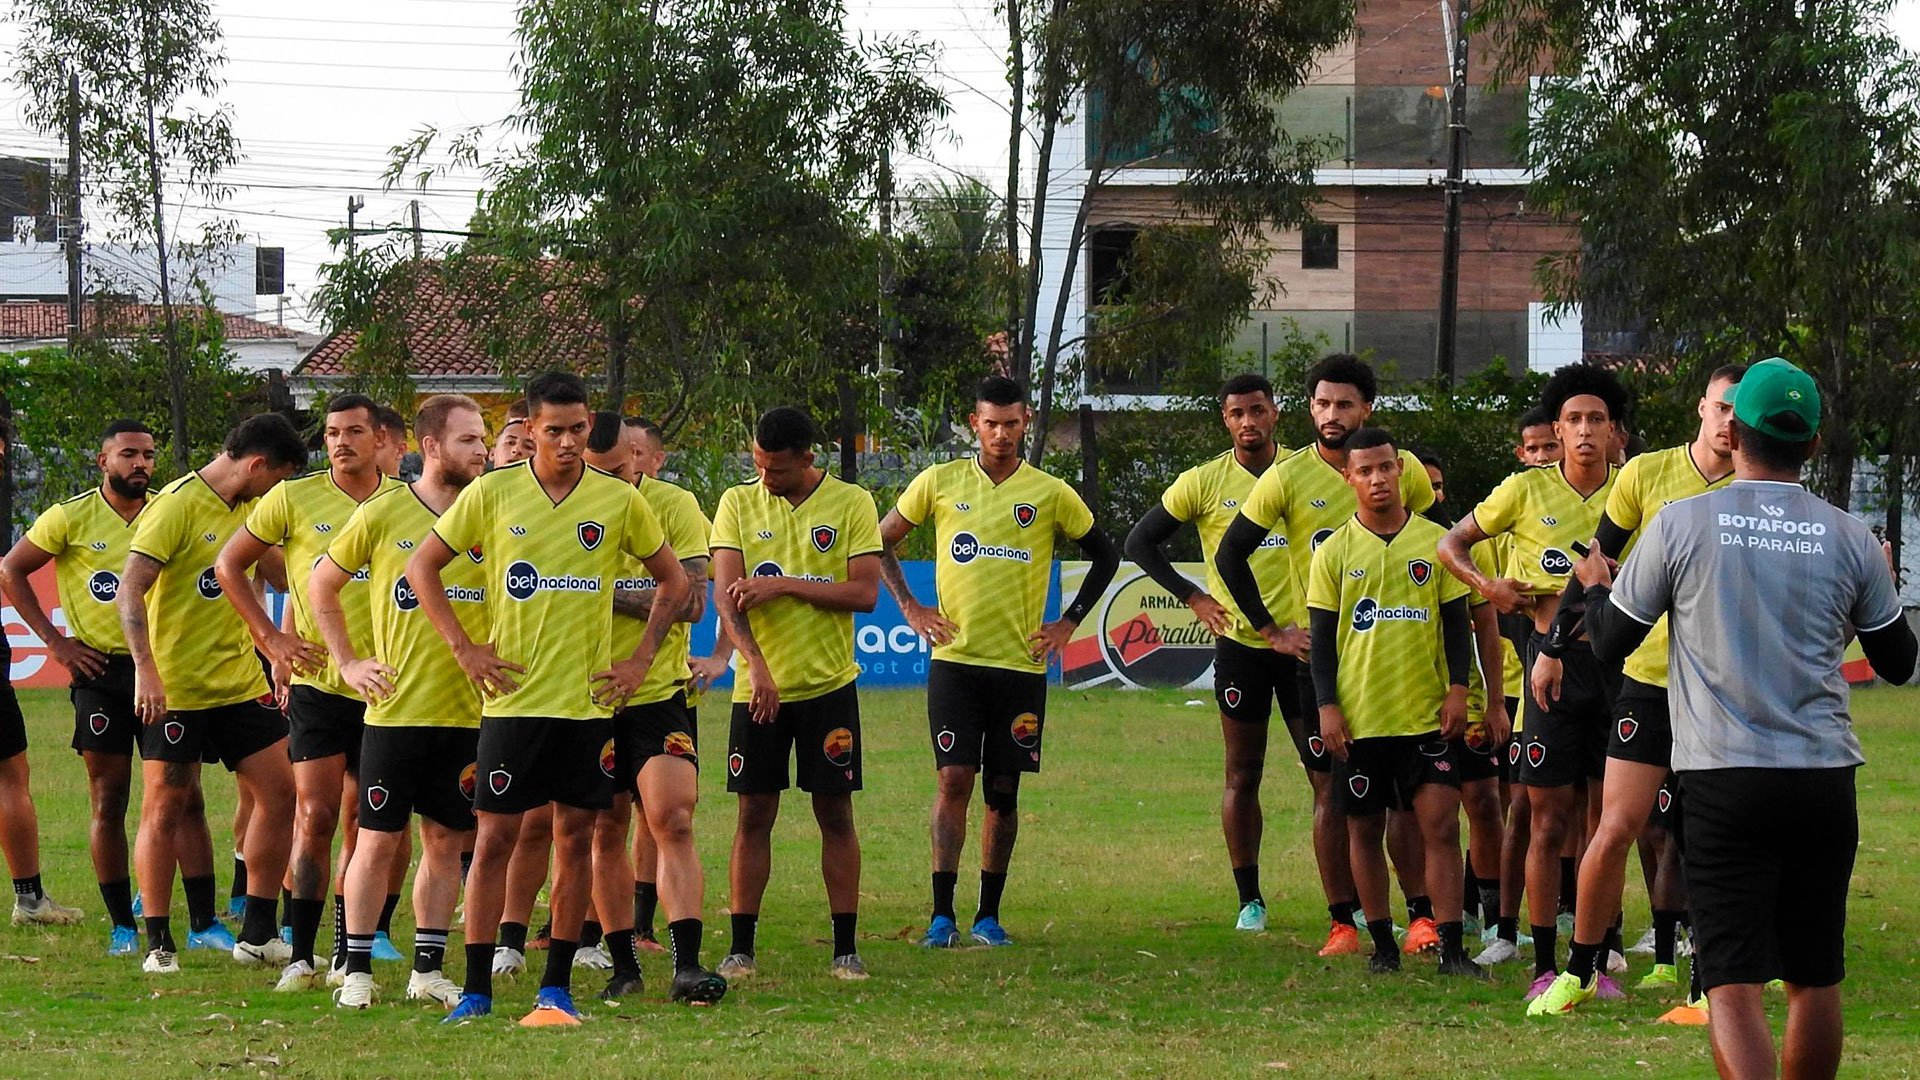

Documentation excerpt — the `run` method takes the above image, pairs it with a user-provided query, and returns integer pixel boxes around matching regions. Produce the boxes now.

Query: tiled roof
[0,301,298,341]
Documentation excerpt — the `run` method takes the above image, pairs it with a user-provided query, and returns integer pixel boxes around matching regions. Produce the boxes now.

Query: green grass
[2,685,1918,1078]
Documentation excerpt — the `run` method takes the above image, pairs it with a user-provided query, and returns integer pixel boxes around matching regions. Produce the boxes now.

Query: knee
[650,805,695,846]
[1223,757,1263,794]
[935,769,974,803]
[297,796,339,838]
[812,798,855,838]
[982,775,1018,816]
[91,782,130,822]
[737,798,778,836]
[1348,813,1387,844]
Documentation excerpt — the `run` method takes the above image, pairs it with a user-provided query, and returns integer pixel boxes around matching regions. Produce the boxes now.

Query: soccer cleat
[224,896,246,921]
[1401,917,1440,955]
[1638,963,1678,990]
[442,993,493,1024]
[333,971,377,1009]
[1657,996,1710,1026]
[1556,911,1575,936]
[1318,923,1362,957]
[108,925,141,957]
[187,923,236,952]
[1595,973,1626,1000]
[573,943,613,970]
[1527,971,1598,1017]
[599,972,643,1002]
[326,956,348,987]
[1481,923,1534,947]
[1367,950,1401,975]
[1235,900,1268,933]
[12,894,84,927]
[1462,912,1482,938]
[231,936,290,967]
[519,986,583,1027]
[142,948,180,974]
[278,925,293,946]
[274,959,321,992]
[716,953,757,981]
[407,970,464,1009]
[919,915,960,948]
[1472,938,1520,966]
[636,932,666,954]
[1676,930,1694,959]
[969,917,1012,947]
[1606,949,1628,975]
[1627,927,1658,956]
[1523,971,1560,1001]
[492,946,527,977]
[131,892,143,920]
[530,923,552,951]
[829,953,869,980]
[1438,955,1488,979]
[669,967,728,1006]
[371,931,405,962]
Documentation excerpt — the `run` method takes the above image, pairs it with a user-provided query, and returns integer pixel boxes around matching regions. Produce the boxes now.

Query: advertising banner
[1059,561,1218,690]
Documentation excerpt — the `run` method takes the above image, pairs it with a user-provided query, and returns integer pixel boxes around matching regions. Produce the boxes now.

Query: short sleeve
[1161,466,1202,522]
[326,503,377,574]
[844,487,883,558]
[1304,535,1340,612]
[1609,512,1672,625]
[709,489,742,552]
[129,492,188,565]
[1055,480,1095,541]
[667,492,710,563]
[1850,527,1903,632]
[1400,450,1436,513]
[620,489,666,561]
[1438,560,1469,604]
[1471,472,1525,538]
[895,466,937,527]
[1605,456,1646,533]
[22,502,68,557]
[244,482,292,545]
[1239,464,1287,532]
[431,478,488,555]
[1466,540,1500,605]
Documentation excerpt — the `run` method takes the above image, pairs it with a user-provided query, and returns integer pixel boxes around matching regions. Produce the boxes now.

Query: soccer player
[1515,407,1562,469]
[491,402,532,469]
[880,376,1120,949]
[711,407,880,981]
[1215,354,1438,957]
[1528,365,1746,1017]
[1582,357,1916,1078]
[1124,373,1294,931]
[119,414,306,974]
[216,393,403,991]
[407,371,687,1026]
[309,394,490,1010]
[1435,363,1626,1001]
[621,416,673,954]
[578,413,727,1004]
[373,405,408,478]
[1305,428,1481,977]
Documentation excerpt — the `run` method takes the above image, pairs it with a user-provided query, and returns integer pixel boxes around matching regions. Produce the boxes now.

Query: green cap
[1732,357,1820,441]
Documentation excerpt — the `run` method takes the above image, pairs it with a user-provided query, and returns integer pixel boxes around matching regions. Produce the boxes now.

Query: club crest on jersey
[1540,548,1575,576]
[822,726,854,767]
[196,566,223,600]
[578,521,605,551]
[810,524,837,553]
[936,729,956,753]
[163,720,185,745]
[1508,741,1523,765]
[1347,774,1370,799]
[1617,717,1639,743]
[488,768,512,796]
[365,785,389,811]
[727,752,744,777]
[1012,502,1038,528]
[88,569,120,602]
[1222,686,1242,710]
[87,712,109,736]
[599,738,617,777]
[1407,559,1433,587]
[1657,788,1672,814]
[459,763,477,802]
[1010,712,1040,748]
[467,545,484,564]
[1527,742,1546,768]
[1307,735,1326,758]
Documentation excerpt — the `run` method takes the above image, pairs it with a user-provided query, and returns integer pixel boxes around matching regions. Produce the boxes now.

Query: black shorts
[358,725,480,832]
[1334,733,1462,816]
[0,678,24,761]
[726,681,862,795]
[143,696,287,770]
[613,692,699,794]
[1515,637,1617,788]
[1458,696,1516,784]
[1607,677,1673,767]
[70,654,142,757]
[927,660,1046,776]
[473,715,615,814]
[1653,772,1680,830]
[1286,665,1335,773]
[286,684,367,770]
[1681,767,1857,991]
[1213,637,1303,726]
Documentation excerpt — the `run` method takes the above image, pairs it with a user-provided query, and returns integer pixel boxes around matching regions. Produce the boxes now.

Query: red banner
[3,562,73,688]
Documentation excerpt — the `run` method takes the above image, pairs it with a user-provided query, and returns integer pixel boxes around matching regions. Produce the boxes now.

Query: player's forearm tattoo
[612,588,655,618]
[118,554,162,665]
[878,546,916,606]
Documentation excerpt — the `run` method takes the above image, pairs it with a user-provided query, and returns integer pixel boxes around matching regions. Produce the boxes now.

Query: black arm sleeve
[1062,525,1122,625]
[1441,596,1471,687]
[1309,606,1340,708]
[1218,515,1278,633]
[1544,514,1635,657]
[1123,505,1200,603]
[1860,616,1918,687]
[1584,583,1656,669]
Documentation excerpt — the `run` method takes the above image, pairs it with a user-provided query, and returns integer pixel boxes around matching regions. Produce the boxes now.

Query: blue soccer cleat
[919,915,960,948]
[108,925,141,957]
[187,922,237,952]
[520,985,583,1027]
[443,992,493,1024]
[131,892,144,920]
[371,930,405,962]
[969,916,1013,947]
[278,924,293,947]
[225,896,246,921]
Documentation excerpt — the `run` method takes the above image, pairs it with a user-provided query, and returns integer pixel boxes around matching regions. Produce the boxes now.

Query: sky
[0,0,1916,333]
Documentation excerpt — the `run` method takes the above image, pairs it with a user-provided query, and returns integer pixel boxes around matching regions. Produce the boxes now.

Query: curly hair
[1538,363,1630,424]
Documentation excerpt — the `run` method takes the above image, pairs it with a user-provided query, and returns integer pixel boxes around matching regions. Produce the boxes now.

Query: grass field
[1,685,1917,1078]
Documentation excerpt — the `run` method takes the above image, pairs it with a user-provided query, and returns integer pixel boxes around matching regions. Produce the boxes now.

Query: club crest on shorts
[1307,734,1326,758]
[577,520,605,551]
[459,763,477,802]
[1347,774,1370,799]
[1508,741,1523,765]
[1418,740,1448,757]
[663,731,695,758]
[488,768,512,796]
[1010,712,1040,748]
[1617,717,1639,743]
[599,738,618,778]
[811,525,837,553]
[1222,685,1242,710]
[935,729,956,754]
[1407,559,1433,587]
[87,712,109,736]
[163,720,185,745]
[365,785,389,811]
[822,726,854,767]
[1527,741,1546,768]
[727,752,744,777]
[1012,502,1038,528]
[1657,788,1672,814]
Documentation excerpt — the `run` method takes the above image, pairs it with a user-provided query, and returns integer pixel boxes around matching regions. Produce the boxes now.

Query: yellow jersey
[432,461,667,720]
[611,475,710,705]
[23,488,145,654]
[1468,463,1619,595]
[1606,444,1734,687]
[1160,450,1290,649]
[711,473,881,703]
[895,457,1094,673]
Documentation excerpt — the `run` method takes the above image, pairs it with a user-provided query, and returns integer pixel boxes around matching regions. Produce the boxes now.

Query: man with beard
[1215,355,1437,956]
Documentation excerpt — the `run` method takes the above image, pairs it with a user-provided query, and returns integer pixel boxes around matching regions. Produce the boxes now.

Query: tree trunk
[1016,0,1070,392]
[1887,434,1904,589]
[141,19,189,474]
[1026,153,1102,465]
[1002,0,1025,356]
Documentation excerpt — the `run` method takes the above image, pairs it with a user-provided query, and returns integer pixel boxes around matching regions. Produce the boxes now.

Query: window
[1088,228,1140,305]
[1301,223,1339,270]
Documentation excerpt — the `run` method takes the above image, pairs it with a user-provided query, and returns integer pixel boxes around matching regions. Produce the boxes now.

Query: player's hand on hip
[1027,618,1075,663]
[1262,623,1311,660]
[1318,705,1351,761]
[904,601,958,646]
[134,663,167,725]
[1439,685,1470,740]
[264,629,327,677]
[746,659,780,723]
[592,654,651,708]
[1186,592,1231,637]
[727,576,786,612]
[1529,653,1564,714]
[50,636,108,681]
[456,641,525,699]
[341,656,398,702]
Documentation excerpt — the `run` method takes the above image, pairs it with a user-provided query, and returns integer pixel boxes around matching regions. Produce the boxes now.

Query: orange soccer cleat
[1319,922,1362,957]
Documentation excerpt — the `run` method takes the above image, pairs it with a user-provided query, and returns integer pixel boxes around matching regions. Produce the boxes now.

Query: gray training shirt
[1609,480,1903,771]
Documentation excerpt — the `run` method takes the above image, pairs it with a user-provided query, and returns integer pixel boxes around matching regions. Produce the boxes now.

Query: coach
[1576,357,1915,1080]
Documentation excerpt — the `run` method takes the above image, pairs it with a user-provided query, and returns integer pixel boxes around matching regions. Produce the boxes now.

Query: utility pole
[410,199,423,259]
[346,194,366,258]
[64,70,83,354]
[1434,0,1470,386]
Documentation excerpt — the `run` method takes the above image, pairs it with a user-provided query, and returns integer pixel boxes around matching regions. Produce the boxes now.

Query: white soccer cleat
[407,969,464,1009]
[142,948,180,974]
[274,959,320,992]
[492,945,527,977]
[715,953,757,981]
[11,894,84,926]
[573,943,613,970]
[326,956,348,987]
[333,971,377,1009]
[1606,949,1629,975]
[1472,938,1520,966]
[232,937,292,967]
[1627,927,1658,956]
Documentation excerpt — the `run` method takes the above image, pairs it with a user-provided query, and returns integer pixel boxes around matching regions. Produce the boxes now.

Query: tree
[12,0,240,472]
[1475,0,1920,508]
[886,176,1012,432]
